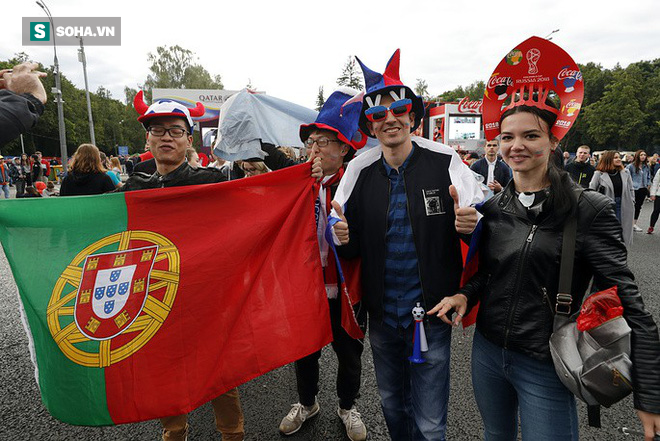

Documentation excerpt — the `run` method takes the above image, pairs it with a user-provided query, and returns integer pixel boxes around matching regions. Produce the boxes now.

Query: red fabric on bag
[576,286,622,332]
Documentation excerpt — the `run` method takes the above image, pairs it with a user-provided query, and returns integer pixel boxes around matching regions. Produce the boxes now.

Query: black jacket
[565,160,595,188]
[31,162,43,183]
[470,157,512,187]
[132,158,157,176]
[60,171,115,196]
[0,91,44,147]
[337,143,469,324]
[459,183,660,413]
[119,161,226,191]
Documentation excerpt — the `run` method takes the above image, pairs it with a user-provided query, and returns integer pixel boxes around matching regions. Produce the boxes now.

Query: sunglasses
[365,99,412,122]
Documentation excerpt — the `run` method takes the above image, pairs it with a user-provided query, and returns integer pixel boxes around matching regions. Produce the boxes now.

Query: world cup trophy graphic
[526,48,541,75]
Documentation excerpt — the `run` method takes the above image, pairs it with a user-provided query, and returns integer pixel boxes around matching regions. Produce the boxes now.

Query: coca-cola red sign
[457,97,483,114]
[487,75,514,89]
[557,67,582,81]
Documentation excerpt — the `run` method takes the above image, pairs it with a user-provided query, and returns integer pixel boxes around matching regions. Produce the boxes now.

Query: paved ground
[0,193,658,440]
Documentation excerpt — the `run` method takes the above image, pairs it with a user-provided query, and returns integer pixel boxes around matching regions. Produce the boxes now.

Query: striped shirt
[382,146,422,329]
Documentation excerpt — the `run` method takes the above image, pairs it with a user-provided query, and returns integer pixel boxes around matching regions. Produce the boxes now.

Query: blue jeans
[614,196,622,222]
[1,184,8,199]
[369,318,451,441]
[471,330,579,441]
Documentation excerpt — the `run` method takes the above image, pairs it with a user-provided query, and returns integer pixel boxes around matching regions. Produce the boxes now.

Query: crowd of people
[1,39,660,441]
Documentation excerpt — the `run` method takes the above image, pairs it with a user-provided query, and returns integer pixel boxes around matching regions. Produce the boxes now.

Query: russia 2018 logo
[47,231,180,367]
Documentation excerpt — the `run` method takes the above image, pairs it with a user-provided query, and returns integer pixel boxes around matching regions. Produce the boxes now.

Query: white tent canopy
[213,89,318,161]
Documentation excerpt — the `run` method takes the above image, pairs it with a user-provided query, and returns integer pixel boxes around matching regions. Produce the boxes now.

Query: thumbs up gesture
[331,201,350,245]
[450,185,478,234]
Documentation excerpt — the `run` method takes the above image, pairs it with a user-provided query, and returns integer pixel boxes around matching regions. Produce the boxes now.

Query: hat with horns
[355,49,425,137]
[134,90,205,131]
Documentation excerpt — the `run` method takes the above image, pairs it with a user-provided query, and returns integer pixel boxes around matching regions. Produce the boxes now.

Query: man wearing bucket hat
[330,50,483,440]
[278,88,368,441]
[121,91,244,441]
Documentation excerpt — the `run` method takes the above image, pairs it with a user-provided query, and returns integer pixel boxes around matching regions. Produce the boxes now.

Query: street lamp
[36,0,68,172]
[77,37,96,145]
[545,29,560,41]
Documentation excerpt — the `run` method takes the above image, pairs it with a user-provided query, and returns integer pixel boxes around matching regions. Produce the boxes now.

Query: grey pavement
[0,198,658,440]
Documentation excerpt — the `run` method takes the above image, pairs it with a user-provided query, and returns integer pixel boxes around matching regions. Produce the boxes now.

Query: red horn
[188,101,205,117]
[383,49,401,82]
[133,90,149,115]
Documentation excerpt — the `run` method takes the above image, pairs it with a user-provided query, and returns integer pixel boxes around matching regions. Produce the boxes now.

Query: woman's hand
[637,410,660,441]
[427,294,468,327]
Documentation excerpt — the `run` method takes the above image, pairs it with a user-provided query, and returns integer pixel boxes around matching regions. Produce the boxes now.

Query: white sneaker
[278,399,320,435]
[633,224,643,232]
[338,406,367,441]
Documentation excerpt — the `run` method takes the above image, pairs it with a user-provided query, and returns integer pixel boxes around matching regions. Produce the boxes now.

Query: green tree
[0,52,152,157]
[414,78,429,100]
[436,80,484,102]
[583,69,646,149]
[336,57,363,90]
[144,45,223,94]
[315,86,325,111]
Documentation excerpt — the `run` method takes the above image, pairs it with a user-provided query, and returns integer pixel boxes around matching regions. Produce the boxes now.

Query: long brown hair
[632,149,647,172]
[596,150,623,173]
[70,144,106,174]
[499,104,577,224]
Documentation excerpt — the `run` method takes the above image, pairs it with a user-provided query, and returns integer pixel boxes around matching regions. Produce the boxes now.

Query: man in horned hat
[330,50,483,440]
[122,91,244,441]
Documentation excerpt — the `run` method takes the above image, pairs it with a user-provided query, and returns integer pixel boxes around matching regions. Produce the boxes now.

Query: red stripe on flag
[104,164,332,424]
[460,241,479,328]
[338,257,364,340]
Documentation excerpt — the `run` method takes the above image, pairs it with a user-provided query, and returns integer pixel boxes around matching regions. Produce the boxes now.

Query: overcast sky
[3,0,659,109]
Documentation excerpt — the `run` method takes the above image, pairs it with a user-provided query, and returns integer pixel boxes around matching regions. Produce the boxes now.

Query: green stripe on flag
[0,193,128,425]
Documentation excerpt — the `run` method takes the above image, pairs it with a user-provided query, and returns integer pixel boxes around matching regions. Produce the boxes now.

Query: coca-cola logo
[557,67,583,82]
[562,99,582,117]
[487,75,514,89]
[457,97,483,114]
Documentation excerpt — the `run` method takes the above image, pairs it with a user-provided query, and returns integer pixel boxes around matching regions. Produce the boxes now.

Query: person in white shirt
[470,138,512,194]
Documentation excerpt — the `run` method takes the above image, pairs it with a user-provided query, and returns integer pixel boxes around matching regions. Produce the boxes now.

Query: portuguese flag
[0,164,332,425]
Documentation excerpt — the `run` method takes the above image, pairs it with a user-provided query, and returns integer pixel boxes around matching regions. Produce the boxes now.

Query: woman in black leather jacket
[429,104,660,440]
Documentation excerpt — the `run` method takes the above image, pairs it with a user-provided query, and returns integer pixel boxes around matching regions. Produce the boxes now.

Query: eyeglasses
[304,137,341,148]
[147,126,188,138]
[365,99,412,122]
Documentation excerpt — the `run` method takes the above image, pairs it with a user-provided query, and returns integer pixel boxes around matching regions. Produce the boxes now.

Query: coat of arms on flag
[47,231,180,368]
[75,245,158,340]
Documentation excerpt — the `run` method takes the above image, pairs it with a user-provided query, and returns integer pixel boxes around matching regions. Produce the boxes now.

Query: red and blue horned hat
[482,36,584,142]
[133,90,205,132]
[299,87,368,150]
[355,49,425,137]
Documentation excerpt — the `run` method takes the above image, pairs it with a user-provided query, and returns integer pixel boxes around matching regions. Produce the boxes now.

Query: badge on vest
[422,189,445,216]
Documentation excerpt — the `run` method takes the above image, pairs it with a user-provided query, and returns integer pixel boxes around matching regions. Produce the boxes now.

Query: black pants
[15,179,26,196]
[650,197,660,228]
[295,297,365,410]
[634,188,648,220]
